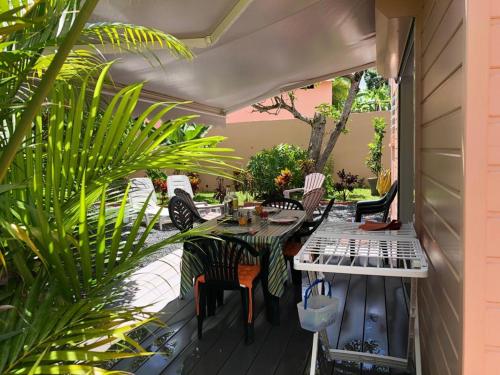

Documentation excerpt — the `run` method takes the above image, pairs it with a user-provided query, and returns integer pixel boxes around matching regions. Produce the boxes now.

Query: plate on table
[268,216,298,225]
[263,207,280,214]
[223,227,252,235]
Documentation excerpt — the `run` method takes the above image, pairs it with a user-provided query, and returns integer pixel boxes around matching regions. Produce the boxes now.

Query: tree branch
[251,93,312,125]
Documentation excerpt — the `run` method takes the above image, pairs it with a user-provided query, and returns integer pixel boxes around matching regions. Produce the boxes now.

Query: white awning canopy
[92,0,376,125]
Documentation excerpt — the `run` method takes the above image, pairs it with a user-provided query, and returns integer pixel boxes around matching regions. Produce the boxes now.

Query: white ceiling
[92,0,376,124]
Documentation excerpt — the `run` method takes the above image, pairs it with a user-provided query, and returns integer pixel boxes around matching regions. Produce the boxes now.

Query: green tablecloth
[179,210,306,298]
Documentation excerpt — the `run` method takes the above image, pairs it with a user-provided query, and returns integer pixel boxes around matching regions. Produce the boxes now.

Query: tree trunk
[307,114,326,170]
[316,72,364,171]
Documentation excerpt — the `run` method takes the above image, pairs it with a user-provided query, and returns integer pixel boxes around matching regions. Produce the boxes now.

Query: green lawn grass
[335,188,379,202]
[195,188,378,204]
[193,192,220,204]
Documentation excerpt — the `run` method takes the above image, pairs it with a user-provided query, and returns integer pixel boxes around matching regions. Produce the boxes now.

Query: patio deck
[114,272,411,375]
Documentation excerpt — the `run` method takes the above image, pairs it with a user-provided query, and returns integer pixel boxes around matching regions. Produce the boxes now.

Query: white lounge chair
[129,177,170,229]
[283,172,325,199]
[167,174,209,207]
[167,175,195,198]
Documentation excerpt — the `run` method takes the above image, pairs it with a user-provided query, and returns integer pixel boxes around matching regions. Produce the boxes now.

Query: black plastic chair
[355,180,398,223]
[186,235,262,344]
[174,188,206,222]
[262,197,304,211]
[284,198,335,284]
[168,196,205,232]
[296,198,336,239]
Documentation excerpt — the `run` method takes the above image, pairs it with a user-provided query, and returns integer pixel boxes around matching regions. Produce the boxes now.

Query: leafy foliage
[364,68,388,90]
[353,86,391,112]
[274,168,293,192]
[353,69,390,112]
[0,1,234,373]
[187,172,201,194]
[213,177,227,203]
[146,123,210,179]
[331,77,352,111]
[334,169,360,201]
[233,170,254,193]
[247,144,308,198]
[365,117,387,176]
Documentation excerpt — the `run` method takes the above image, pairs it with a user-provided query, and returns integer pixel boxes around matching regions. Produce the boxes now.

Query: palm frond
[0,276,158,374]
[81,23,193,60]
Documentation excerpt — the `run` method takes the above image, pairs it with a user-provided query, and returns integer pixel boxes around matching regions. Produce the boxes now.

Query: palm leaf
[81,23,193,60]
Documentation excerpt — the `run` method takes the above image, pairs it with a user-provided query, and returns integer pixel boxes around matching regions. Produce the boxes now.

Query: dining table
[179,208,307,324]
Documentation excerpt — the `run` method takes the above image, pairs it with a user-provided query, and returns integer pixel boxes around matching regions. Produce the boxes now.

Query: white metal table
[294,222,428,375]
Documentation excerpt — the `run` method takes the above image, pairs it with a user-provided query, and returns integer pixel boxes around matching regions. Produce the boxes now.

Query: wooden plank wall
[417,0,465,374]
[484,0,500,370]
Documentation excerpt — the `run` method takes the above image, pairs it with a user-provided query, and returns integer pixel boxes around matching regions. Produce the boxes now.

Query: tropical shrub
[213,176,227,203]
[365,117,387,176]
[188,172,201,193]
[247,144,308,197]
[0,2,234,373]
[334,169,360,201]
[153,177,169,204]
[233,170,254,193]
[274,168,293,192]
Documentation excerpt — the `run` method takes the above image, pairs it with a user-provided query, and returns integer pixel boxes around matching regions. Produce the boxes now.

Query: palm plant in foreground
[0,1,234,373]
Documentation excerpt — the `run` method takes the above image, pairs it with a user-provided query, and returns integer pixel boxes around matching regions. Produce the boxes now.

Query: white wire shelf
[294,235,428,278]
[316,221,417,239]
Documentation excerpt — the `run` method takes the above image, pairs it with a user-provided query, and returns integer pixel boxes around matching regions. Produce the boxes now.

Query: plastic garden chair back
[167,175,194,198]
[168,196,196,232]
[174,188,205,222]
[129,177,159,209]
[262,197,304,211]
[304,173,325,195]
[302,187,325,221]
[187,235,259,288]
[283,173,325,199]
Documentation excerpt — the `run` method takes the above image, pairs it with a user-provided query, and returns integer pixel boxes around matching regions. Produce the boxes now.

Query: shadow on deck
[113,274,411,375]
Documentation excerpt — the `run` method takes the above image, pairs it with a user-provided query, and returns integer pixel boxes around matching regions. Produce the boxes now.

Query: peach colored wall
[462,0,500,374]
[198,111,391,191]
[416,0,465,374]
[226,81,332,123]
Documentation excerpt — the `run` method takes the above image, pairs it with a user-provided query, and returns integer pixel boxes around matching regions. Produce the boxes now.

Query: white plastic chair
[167,174,210,208]
[283,173,325,199]
[129,177,170,229]
[167,175,194,198]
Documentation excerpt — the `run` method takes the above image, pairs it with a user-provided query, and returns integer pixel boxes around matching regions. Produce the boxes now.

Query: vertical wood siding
[418,0,464,374]
[483,2,500,372]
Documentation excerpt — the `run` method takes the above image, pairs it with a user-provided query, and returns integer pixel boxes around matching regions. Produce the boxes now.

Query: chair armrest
[283,187,304,199]
[356,197,385,208]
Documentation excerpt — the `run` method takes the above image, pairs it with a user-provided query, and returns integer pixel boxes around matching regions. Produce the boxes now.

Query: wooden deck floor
[114,271,412,375]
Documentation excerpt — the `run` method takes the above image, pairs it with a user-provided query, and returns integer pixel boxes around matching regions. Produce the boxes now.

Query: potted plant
[365,117,386,196]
